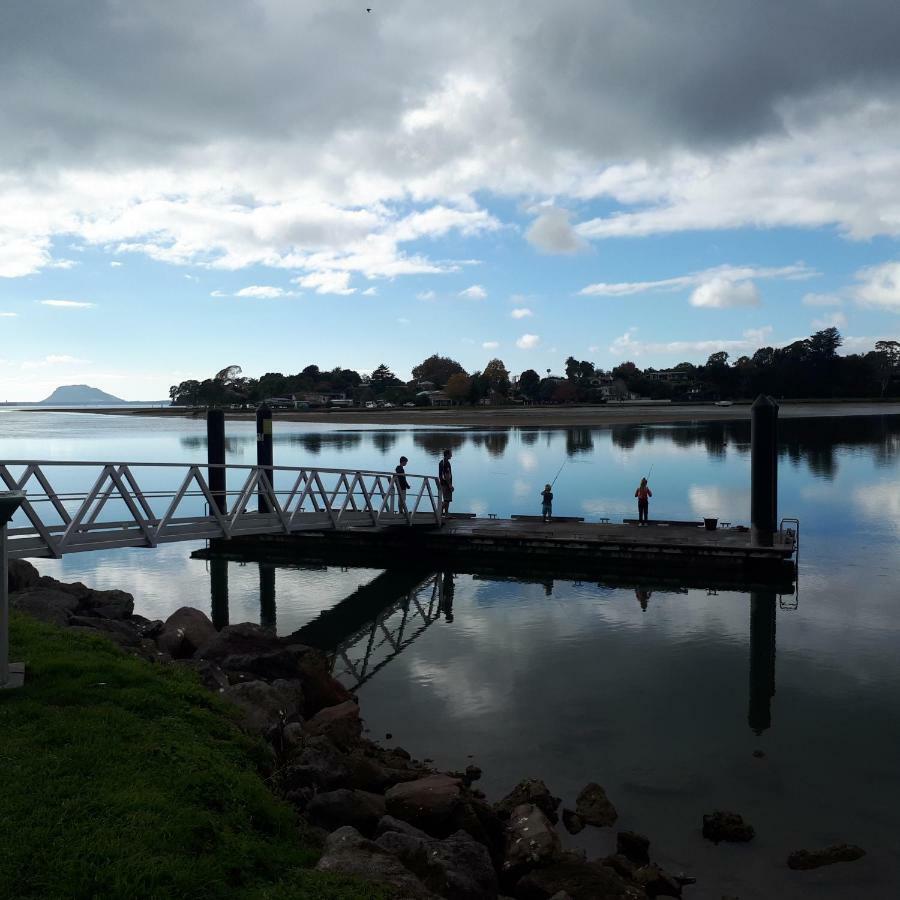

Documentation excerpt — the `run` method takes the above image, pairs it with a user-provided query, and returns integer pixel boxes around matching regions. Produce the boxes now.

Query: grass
[0,614,390,900]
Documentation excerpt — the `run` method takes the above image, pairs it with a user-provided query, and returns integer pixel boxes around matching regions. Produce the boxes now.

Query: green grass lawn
[0,614,388,900]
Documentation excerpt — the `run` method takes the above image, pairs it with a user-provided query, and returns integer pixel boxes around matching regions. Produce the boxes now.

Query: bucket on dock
[704,517,718,530]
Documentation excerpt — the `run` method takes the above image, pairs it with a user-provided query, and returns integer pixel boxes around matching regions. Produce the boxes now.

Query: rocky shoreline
[8,560,866,899]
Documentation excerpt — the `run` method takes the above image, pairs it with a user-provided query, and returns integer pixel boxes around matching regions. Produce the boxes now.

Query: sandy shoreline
[20,400,900,427]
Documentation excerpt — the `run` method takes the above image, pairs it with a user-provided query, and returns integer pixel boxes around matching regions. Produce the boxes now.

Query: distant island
[39,384,126,405]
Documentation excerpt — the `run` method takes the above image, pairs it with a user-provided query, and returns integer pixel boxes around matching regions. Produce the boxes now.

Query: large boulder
[315,825,438,899]
[515,860,646,900]
[287,643,353,715]
[194,622,277,660]
[8,558,40,593]
[79,587,135,619]
[282,736,352,792]
[616,832,650,866]
[375,826,499,900]
[631,864,682,898]
[306,789,386,837]
[502,803,562,879]
[221,678,303,734]
[67,615,142,647]
[303,700,362,750]
[385,774,464,837]
[157,607,216,659]
[786,844,865,870]
[702,810,754,844]
[495,778,561,823]
[575,783,618,828]
[10,586,80,626]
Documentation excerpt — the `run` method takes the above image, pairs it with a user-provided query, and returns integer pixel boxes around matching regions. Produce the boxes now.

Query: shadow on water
[204,557,786,731]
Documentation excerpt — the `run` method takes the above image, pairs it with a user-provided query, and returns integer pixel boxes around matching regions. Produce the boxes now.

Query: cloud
[812,310,848,330]
[511,307,533,319]
[0,312,18,317]
[22,354,91,369]
[482,340,499,349]
[362,286,377,295]
[109,260,123,267]
[396,317,411,325]
[294,271,355,295]
[516,333,540,349]
[853,260,900,311]
[235,285,287,299]
[210,290,227,297]
[525,207,586,254]
[610,326,773,359]
[689,277,760,309]
[39,300,95,308]
[802,292,843,307]
[459,284,487,300]
[580,263,813,297]
[416,290,436,301]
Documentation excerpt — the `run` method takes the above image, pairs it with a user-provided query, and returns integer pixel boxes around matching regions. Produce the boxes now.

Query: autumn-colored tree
[444,372,472,403]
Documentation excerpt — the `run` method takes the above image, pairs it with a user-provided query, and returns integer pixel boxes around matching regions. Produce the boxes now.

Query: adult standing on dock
[635,477,652,525]
[395,455,410,514]
[438,448,454,515]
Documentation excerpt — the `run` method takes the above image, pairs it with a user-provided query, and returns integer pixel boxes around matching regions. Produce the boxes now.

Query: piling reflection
[749,591,777,734]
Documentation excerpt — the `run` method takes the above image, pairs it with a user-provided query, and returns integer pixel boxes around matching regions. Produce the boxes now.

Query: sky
[2,1,900,400]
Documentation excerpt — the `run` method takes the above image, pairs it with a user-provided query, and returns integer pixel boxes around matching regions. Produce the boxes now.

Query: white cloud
[109,261,123,267]
[802,292,842,307]
[397,317,411,325]
[610,326,773,359]
[0,312,18,318]
[580,263,813,297]
[39,300,95,309]
[482,340,499,349]
[812,310,848,330]
[362,286,377,295]
[516,333,540,349]
[184,274,198,281]
[22,354,91,369]
[294,271,355,295]
[525,207,586,254]
[689,277,760,309]
[235,285,287,299]
[459,284,487,300]
[416,290,436,301]
[853,261,900,311]
[511,307,533,319]
[210,290,227,297]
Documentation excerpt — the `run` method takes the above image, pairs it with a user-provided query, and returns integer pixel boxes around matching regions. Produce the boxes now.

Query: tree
[370,363,399,394]
[411,354,466,387]
[808,327,843,359]
[874,340,900,397]
[444,372,472,403]
[482,358,511,396]
[518,369,541,401]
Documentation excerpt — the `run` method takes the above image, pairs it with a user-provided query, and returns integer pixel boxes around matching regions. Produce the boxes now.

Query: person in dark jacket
[395,455,410,514]
[541,483,553,522]
[438,449,453,515]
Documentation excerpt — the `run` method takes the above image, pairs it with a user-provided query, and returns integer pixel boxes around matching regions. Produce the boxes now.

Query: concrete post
[210,556,229,629]
[206,409,227,515]
[259,563,276,630]
[256,404,273,514]
[750,394,778,547]
[748,590,777,734]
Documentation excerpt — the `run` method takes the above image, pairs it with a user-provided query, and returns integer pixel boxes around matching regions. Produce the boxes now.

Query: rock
[375,815,432,841]
[515,860,646,900]
[632,864,682,898]
[221,678,303,734]
[282,721,305,751]
[306,789,386,838]
[67,615,142,646]
[548,894,574,900]
[702,810,755,844]
[79,588,134,619]
[786,844,865,870]
[562,809,584,835]
[8,558,40,593]
[385,774,463,837]
[375,827,499,900]
[130,615,164,639]
[157,607,216,659]
[345,749,422,793]
[172,658,230,692]
[575,783,618,828]
[303,700,362,750]
[466,764,483,782]
[195,622,277,660]
[502,803,561,878]
[10,586,80,626]
[283,736,352,792]
[752,749,765,759]
[38,577,91,601]
[495,778,561,824]
[290,643,353,715]
[601,854,636,880]
[616,831,650,866]
[391,746,412,760]
[315,825,438,899]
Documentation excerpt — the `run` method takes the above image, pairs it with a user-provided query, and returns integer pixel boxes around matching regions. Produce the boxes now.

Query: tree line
[169,328,899,407]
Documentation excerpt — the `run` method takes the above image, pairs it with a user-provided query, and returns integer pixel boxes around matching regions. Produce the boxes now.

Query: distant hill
[39,384,126,405]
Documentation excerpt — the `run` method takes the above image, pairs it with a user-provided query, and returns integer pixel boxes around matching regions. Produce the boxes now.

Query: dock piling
[206,409,227,514]
[751,395,779,547]
[256,404,273,514]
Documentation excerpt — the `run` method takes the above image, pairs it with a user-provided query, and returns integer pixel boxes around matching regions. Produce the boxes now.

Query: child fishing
[541,483,553,522]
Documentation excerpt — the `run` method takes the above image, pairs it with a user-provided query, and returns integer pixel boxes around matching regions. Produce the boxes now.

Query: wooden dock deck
[204,516,797,586]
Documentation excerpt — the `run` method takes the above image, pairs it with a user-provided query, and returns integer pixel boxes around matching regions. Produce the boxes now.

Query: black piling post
[206,409,227,514]
[259,563,276,630]
[256,404,273,514]
[210,556,229,629]
[748,590,777,734]
[750,394,778,547]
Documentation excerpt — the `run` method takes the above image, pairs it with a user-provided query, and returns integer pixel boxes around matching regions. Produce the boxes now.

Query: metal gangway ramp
[0,460,443,560]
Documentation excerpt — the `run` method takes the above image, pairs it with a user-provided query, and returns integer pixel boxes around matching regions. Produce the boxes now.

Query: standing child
[395,455,410,514]
[541,483,553,522]
[634,477,652,525]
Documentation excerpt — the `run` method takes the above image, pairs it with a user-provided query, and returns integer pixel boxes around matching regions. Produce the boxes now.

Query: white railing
[0,461,442,560]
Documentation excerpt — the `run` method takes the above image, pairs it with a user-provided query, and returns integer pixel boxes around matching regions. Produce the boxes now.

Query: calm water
[2,409,899,899]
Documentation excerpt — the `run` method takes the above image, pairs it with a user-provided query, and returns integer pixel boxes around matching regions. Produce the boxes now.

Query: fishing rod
[644,464,654,480]
[550,458,567,487]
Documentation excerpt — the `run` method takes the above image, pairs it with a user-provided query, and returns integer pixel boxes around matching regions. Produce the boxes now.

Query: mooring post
[748,590,777,734]
[206,409,227,515]
[256,403,273,514]
[1,490,26,690]
[750,394,779,547]
[259,563,276,630]
[210,556,229,629]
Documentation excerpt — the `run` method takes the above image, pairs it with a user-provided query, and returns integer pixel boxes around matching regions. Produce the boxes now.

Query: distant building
[416,390,453,407]
[645,369,691,382]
